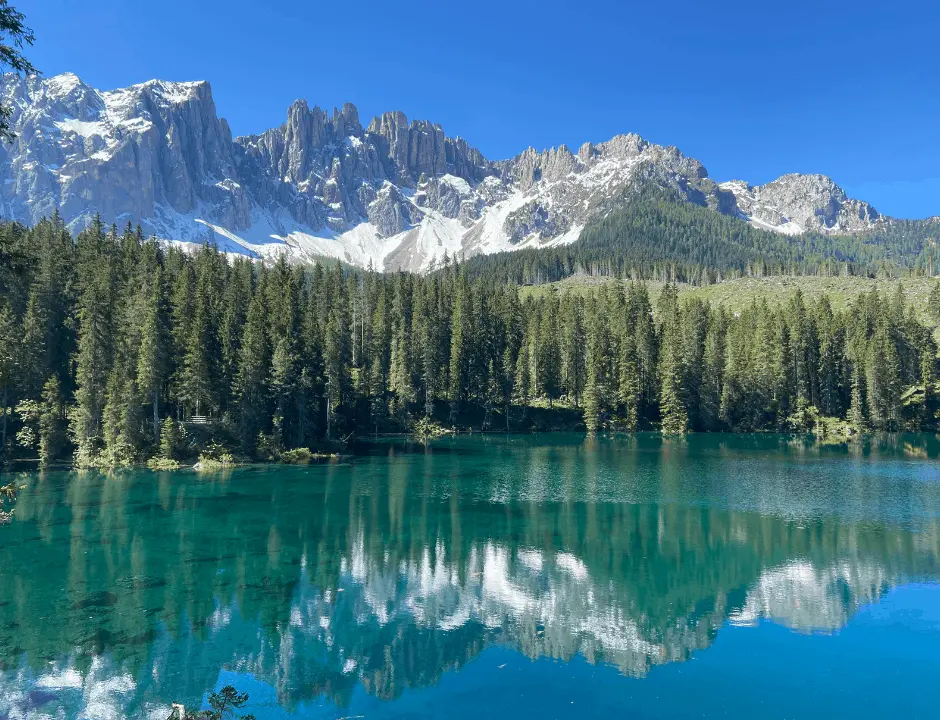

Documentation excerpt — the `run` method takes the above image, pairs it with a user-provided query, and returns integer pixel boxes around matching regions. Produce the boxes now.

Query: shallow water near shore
[1,433,939,718]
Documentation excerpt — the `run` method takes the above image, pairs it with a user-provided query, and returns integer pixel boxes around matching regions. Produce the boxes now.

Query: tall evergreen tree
[0,302,16,455]
[71,217,117,463]
[137,264,170,444]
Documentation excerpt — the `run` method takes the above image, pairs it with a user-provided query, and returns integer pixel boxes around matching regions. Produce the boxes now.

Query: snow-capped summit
[0,72,891,271]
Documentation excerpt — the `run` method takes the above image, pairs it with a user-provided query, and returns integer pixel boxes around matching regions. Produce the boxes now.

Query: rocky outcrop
[0,72,894,272]
[503,200,571,244]
[720,173,883,234]
[0,72,250,239]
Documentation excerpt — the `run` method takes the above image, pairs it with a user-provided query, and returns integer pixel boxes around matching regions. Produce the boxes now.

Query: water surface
[1,433,939,718]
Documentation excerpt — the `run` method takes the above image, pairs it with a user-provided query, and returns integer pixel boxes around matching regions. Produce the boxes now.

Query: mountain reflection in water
[0,433,938,718]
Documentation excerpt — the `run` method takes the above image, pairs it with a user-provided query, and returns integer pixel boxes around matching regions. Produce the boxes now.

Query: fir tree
[71,217,116,463]
[234,280,270,451]
[38,375,66,466]
[137,265,170,444]
[448,271,469,424]
[0,302,16,455]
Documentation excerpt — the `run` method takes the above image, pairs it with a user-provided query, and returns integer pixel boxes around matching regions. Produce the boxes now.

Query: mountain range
[0,72,914,272]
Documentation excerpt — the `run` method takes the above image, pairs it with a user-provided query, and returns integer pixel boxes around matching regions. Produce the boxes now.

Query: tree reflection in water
[0,433,938,717]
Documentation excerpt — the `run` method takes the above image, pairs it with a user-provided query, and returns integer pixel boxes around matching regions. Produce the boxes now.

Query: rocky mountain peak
[0,72,897,271]
[720,172,882,234]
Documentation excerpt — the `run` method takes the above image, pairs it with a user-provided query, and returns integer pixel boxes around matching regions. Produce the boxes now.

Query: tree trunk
[152,391,159,444]
[326,397,332,440]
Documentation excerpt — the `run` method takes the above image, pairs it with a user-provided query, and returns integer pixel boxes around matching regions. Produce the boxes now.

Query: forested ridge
[1,212,940,468]
[460,189,940,285]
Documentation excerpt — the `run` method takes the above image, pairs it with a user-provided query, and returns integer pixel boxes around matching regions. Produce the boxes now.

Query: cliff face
[720,173,882,235]
[0,73,250,240]
[0,72,891,271]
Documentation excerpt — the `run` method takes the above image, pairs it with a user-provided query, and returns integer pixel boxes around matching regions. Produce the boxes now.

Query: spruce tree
[848,361,869,433]
[137,265,170,444]
[234,280,270,451]
[583,300,602,434]
[322,269,351,440]
[38,375,66,466]
[0,302,16,455]
[657,284,688,435]
[72,217,116,463]
[448,271,469,424]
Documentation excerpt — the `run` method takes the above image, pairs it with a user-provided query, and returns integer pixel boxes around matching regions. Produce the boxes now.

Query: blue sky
[16,0,940,218]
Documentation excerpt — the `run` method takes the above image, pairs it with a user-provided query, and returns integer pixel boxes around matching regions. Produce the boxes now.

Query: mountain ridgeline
[2,218,940,468]
[462,188,940,285]
[1,72,940,466]
[1,71,938,278]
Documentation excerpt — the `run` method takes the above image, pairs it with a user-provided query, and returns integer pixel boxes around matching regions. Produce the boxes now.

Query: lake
[1,433,939,719]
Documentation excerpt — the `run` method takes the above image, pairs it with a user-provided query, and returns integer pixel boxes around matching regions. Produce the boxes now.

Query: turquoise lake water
[1,433,939,718]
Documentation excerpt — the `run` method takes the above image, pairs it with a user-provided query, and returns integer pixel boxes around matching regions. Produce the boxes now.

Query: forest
[1,212,939,468]
[459,189,940,285]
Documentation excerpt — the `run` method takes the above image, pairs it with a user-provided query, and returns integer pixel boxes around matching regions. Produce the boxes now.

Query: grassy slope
[521,274,939,323]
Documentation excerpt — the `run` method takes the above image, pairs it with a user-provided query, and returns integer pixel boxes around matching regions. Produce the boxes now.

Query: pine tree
[299,272,324,445]
[219,258,252,413]
[536,289,562,407]
[866,326,901,429]
[38,375,66,466]
[561,294,586,406]
[658,333,688,435]
[267,256,301,446]
[389,326,414,423]
[657,284,688,435]
[137,265,170,444]
[628,283,658,420]
[583,300,602,434]
[17,289,46,400]
[619,335,641,431]
[815,297,843,418]
[179,256,220,418]
[159,417,183,460]
[848,361,869,433]
[920,330,936,425]
[700,308,727,431]
[234,280,270,451]
[448,271,469,424]
[72,217,116,463]
[0,302,16,455]
[322,268,351,440]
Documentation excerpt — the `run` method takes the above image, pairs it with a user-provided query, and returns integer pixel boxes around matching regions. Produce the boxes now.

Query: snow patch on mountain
[720,175,883,235]
[0,72,893,272]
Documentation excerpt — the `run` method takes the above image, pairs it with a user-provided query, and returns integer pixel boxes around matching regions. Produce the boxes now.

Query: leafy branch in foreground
[180,686,254,720]
[0,1,37,142]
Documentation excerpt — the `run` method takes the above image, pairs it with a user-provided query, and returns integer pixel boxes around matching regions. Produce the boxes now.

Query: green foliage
[0,0,36,142]
[411,417,455,441]
[184,685,254,720]
[463,189,940,286]
[146,456,181,470]
[13,398,39,450]
[278,447,313,464]
[785,398,821,433]
[38,376,66,466]
[196,441,235,470]
[159,417,185,461]
[255,426,283,461]
[0,216,939,468]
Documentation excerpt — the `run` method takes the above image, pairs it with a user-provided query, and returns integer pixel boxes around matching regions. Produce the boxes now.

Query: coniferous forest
[1,212,940,468]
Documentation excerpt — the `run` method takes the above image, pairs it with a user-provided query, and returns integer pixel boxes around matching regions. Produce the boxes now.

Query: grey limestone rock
[0,71,892,272]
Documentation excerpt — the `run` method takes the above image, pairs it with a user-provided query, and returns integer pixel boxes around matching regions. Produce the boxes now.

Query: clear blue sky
[17,0,940,219]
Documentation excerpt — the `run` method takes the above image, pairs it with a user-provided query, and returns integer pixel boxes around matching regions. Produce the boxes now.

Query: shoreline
[3,428,938,474]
